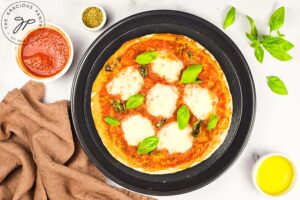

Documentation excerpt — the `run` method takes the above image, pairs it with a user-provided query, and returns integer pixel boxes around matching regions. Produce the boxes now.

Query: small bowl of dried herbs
[81,5,107,31]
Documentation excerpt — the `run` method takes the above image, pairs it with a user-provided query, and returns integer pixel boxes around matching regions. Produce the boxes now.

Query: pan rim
[71,9,256,196]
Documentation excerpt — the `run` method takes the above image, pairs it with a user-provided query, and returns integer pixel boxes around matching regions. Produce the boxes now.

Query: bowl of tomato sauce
[16,23,74,82]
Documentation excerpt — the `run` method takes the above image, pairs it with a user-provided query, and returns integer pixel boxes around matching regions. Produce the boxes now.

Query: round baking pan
[71,10,256,195]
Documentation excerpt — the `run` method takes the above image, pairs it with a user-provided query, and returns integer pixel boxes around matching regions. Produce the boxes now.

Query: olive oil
[256,155,295,196]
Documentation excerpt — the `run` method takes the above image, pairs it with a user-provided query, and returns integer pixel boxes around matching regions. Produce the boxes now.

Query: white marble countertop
[0,0,299,199]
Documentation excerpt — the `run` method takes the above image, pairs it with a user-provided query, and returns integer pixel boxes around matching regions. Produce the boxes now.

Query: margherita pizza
[91,33,232,174]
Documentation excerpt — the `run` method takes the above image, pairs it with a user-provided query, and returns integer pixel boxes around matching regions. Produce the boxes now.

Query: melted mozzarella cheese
[151,54,183,82]
[184,85,213,120]
[157,122,193,153]
[121,115,155,146]
[146,83,178,118]
[106,67,144,100]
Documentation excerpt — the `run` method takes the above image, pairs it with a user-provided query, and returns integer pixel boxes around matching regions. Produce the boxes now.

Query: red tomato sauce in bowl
[17,25,72,80]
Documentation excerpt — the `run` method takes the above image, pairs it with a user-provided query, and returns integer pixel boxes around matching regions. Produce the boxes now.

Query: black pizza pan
[71,10,256,195]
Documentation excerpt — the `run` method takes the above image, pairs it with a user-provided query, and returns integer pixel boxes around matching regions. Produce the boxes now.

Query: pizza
[91,33,232,174]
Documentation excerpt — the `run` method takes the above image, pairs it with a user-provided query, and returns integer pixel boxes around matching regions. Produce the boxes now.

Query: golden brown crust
[91,33,232,174]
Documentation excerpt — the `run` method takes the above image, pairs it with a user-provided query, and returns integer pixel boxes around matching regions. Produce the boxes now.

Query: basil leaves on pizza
[177,105,190,130]
[207,114,219,130]
[126,94,144,109]
[136,51,158,65]
[137,136,159,154]
[104,116,120,126]
[180,64,202,84]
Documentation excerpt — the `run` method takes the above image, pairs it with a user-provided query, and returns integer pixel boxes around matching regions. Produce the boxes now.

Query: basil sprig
[177,105,190,130]
[137,136,159,154]
[207,115,219,130]
[126,94,144,109]
[223,6,236,29]
[104,116,120,126]
[136,51,158,65]
[267,76,288,95]
[180,64,202,84]
[245,7,294,63]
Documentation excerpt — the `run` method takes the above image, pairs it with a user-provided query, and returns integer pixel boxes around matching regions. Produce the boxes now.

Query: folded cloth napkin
[0,81,155,200]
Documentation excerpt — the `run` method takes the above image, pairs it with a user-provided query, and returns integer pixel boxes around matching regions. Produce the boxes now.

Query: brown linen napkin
[0,81,155,200]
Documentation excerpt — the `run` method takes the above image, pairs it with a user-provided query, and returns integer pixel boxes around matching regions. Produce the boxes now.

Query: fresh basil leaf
[139,65,148,77]
[136,51,158,65]
[269,6,285,33]
[267,76,288,95]
[246,15,258,40]
[255,45,264,63]
[207,115,219,130]
[104,116,120,126]
[156,119,166,128]
[262,36,294,61]
[262,36,294,52]
[223,7,236,29]
[111,100,125,113]
[126,94,144,109]
[137,136,159,154]
[177,105,190,130]
[265,48,292,61]
[192,120,202,137]
[180,64,202,84]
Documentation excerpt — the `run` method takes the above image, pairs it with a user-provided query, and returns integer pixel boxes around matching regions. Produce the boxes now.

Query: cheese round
[106,66,143,100]
[121,115,155,146]
[151,53,184,82]
[157,122,193,154]
[146,83,178,118]
[184,84,214,120]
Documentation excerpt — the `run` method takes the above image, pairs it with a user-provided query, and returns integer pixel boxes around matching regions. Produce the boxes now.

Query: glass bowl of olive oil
[252,153,297,197]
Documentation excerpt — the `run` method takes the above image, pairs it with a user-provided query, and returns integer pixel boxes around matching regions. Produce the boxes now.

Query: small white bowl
[81,4,107,31]
[252,153,297,197]
[15,23,74,82]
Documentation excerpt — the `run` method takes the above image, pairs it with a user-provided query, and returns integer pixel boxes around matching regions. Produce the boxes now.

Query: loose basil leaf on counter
[140,65,148,77]
[180,64,202,84]
[269,6,285,33]
[156,119,167,128]
[267,76,288,95]
[246,15,258,41]
[192,120,202,137]
[104,116,120,126]
[111,100,125,113]
[137,136,159,154]
[136,51,158,65]
[255,45,264,63]
[177,105,190,130]
[207,115,219,130]
[223,6,236,29]
[126,94,144,109]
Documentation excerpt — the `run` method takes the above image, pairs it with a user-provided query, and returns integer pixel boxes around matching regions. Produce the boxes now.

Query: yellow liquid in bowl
[256,155,295,195]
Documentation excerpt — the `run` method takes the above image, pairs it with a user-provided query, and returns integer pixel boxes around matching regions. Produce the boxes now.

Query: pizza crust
[91,33,232,174]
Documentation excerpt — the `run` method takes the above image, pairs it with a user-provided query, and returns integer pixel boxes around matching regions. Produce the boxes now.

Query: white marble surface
[0,0,299,199]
